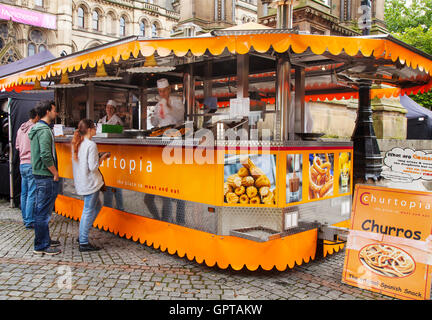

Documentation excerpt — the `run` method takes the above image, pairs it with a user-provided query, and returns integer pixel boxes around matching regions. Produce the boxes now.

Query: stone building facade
[173,0,258,33]
[258,0,386,36]
[0,0,260,61]
[0,0,180,60]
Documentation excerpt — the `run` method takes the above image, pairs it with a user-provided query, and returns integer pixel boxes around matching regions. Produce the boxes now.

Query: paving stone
[0,200,419,301]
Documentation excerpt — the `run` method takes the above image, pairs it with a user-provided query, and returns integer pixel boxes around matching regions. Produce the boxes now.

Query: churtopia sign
[342,184,432,300]
[0,4,56,30]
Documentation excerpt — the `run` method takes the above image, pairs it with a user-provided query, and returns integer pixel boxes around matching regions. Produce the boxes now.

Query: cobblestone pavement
[0,199,404,301]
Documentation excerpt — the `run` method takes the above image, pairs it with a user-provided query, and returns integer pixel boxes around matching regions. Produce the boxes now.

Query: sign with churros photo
[342,185,432,300]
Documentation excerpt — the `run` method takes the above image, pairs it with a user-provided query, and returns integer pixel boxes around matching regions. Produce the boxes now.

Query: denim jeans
[79,191,102,245]
[33,176,59,251]
[19,164,36,227]
[103,187,124,211]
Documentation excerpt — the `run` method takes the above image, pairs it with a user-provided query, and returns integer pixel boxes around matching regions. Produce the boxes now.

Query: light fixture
[80,63,123,82]
[126,54,175,73]
[49,72,84,88]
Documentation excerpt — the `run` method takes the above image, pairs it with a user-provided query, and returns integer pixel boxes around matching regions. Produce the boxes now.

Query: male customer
[28,100,61,256]
[15,108,39,229]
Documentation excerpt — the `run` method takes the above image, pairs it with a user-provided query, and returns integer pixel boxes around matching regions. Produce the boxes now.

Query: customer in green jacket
[28,100,61,256]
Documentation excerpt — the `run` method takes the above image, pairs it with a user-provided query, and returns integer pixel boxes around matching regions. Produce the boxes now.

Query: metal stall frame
[1,32,432,270]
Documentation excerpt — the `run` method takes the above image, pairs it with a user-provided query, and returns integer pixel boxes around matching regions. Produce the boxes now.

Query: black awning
[0,50,55,79]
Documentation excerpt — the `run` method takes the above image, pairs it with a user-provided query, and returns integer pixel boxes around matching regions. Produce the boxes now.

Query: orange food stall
[1,31,432,271]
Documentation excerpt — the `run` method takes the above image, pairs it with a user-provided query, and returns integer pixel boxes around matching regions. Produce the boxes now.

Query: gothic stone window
[120,16,126,36]
[92,10,100,31]
[77,6,85,28]
[151,23,158,37]
[0,24,19,64]
[139,20,146,36]
[28,29,47,56]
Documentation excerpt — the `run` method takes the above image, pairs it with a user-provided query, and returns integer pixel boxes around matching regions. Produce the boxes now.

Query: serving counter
[55,136,352,270]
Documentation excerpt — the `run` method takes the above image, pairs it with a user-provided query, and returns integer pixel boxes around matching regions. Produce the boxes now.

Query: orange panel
[55,194,324,271]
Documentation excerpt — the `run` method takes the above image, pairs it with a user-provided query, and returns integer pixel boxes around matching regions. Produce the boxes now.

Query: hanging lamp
[80,63,123,82]
[126,54,175,73]
[49,72,84,88]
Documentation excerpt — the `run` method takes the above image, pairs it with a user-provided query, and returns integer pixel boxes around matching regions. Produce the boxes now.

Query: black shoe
[33,246,62,256]
[25,223,34,229]
[50,240,61,247]
[79,243,101,252]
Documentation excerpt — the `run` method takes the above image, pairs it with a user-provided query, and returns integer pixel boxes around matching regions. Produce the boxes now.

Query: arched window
[28,43,36,56]
[151,23,157,38]
[28,29,47,56]
[92,11,99,31]
[119,16,126,36]
[106,13,115,35]
[139,21,146,36]
[77,7,85,28]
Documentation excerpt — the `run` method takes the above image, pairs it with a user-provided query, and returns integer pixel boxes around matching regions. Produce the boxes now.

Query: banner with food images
[339,152,351,194]
[308,153,334,200]
[286,154,303,204]
[223,154,277,206]
[342,185,432,300]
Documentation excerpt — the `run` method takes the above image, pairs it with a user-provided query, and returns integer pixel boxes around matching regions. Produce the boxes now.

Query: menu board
[342,184,432,300]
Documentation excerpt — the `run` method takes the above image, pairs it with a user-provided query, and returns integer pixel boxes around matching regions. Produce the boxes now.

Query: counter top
[55,136,353,148]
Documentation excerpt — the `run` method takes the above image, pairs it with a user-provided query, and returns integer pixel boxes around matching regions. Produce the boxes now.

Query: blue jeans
[19,164,36,227]
[103,187,124,211]
[79,191,102,245]
[34,176,59,251]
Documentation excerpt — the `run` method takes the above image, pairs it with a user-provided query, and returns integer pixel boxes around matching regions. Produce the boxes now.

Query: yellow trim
[1,34,432,92]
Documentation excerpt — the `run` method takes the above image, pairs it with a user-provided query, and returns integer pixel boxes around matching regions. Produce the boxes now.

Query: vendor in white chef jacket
[98,100,124,126]
[150,78,184,127]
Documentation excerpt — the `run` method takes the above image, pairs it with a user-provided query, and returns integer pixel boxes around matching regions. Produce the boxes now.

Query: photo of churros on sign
[309,153,334,200]
[359,244,416,278]
[224,155,277,205]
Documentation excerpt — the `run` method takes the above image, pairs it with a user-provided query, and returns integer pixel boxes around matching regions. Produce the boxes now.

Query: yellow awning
[1,33,432,97]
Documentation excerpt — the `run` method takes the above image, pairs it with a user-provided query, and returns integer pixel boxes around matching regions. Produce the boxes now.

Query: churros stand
[2,30,432,271]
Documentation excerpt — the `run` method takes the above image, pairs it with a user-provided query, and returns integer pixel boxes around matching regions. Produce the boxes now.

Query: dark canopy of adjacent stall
[0,91,54,204]
[400,95,432,139]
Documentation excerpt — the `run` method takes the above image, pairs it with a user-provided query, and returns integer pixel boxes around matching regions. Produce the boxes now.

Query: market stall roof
[0,50,55,78]
[0,33,431,101]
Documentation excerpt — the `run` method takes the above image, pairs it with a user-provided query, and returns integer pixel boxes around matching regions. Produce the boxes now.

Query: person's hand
[53,172,59,182]
[100,152,111,162]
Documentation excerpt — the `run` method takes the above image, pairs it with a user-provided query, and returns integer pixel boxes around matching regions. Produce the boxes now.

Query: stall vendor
[98,100,124,126]
[150,78,184,127]
[203,96,218,127]
[98,99,124,211]
[145,78,185,224]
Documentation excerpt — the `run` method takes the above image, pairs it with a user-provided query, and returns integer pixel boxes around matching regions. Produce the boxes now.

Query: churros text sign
[342,185,432,300]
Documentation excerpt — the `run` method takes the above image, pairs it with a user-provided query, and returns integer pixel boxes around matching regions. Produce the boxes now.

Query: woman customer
[71,119,110,252]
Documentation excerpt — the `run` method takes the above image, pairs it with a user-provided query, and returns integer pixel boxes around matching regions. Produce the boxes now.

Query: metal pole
[275,54,291,141]
[237,54,249,99]
[183,63,195,122]
[294,66,306,137]
[351,81,382,182]
[86,82,95,120]
[7,98,14,208]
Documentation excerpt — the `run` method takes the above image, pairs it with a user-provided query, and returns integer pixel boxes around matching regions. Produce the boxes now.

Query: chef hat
[107,100,117,107]
[157,78,169,89]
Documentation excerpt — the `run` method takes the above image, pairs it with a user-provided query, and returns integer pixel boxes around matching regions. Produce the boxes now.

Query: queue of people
[16,83,187,256]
